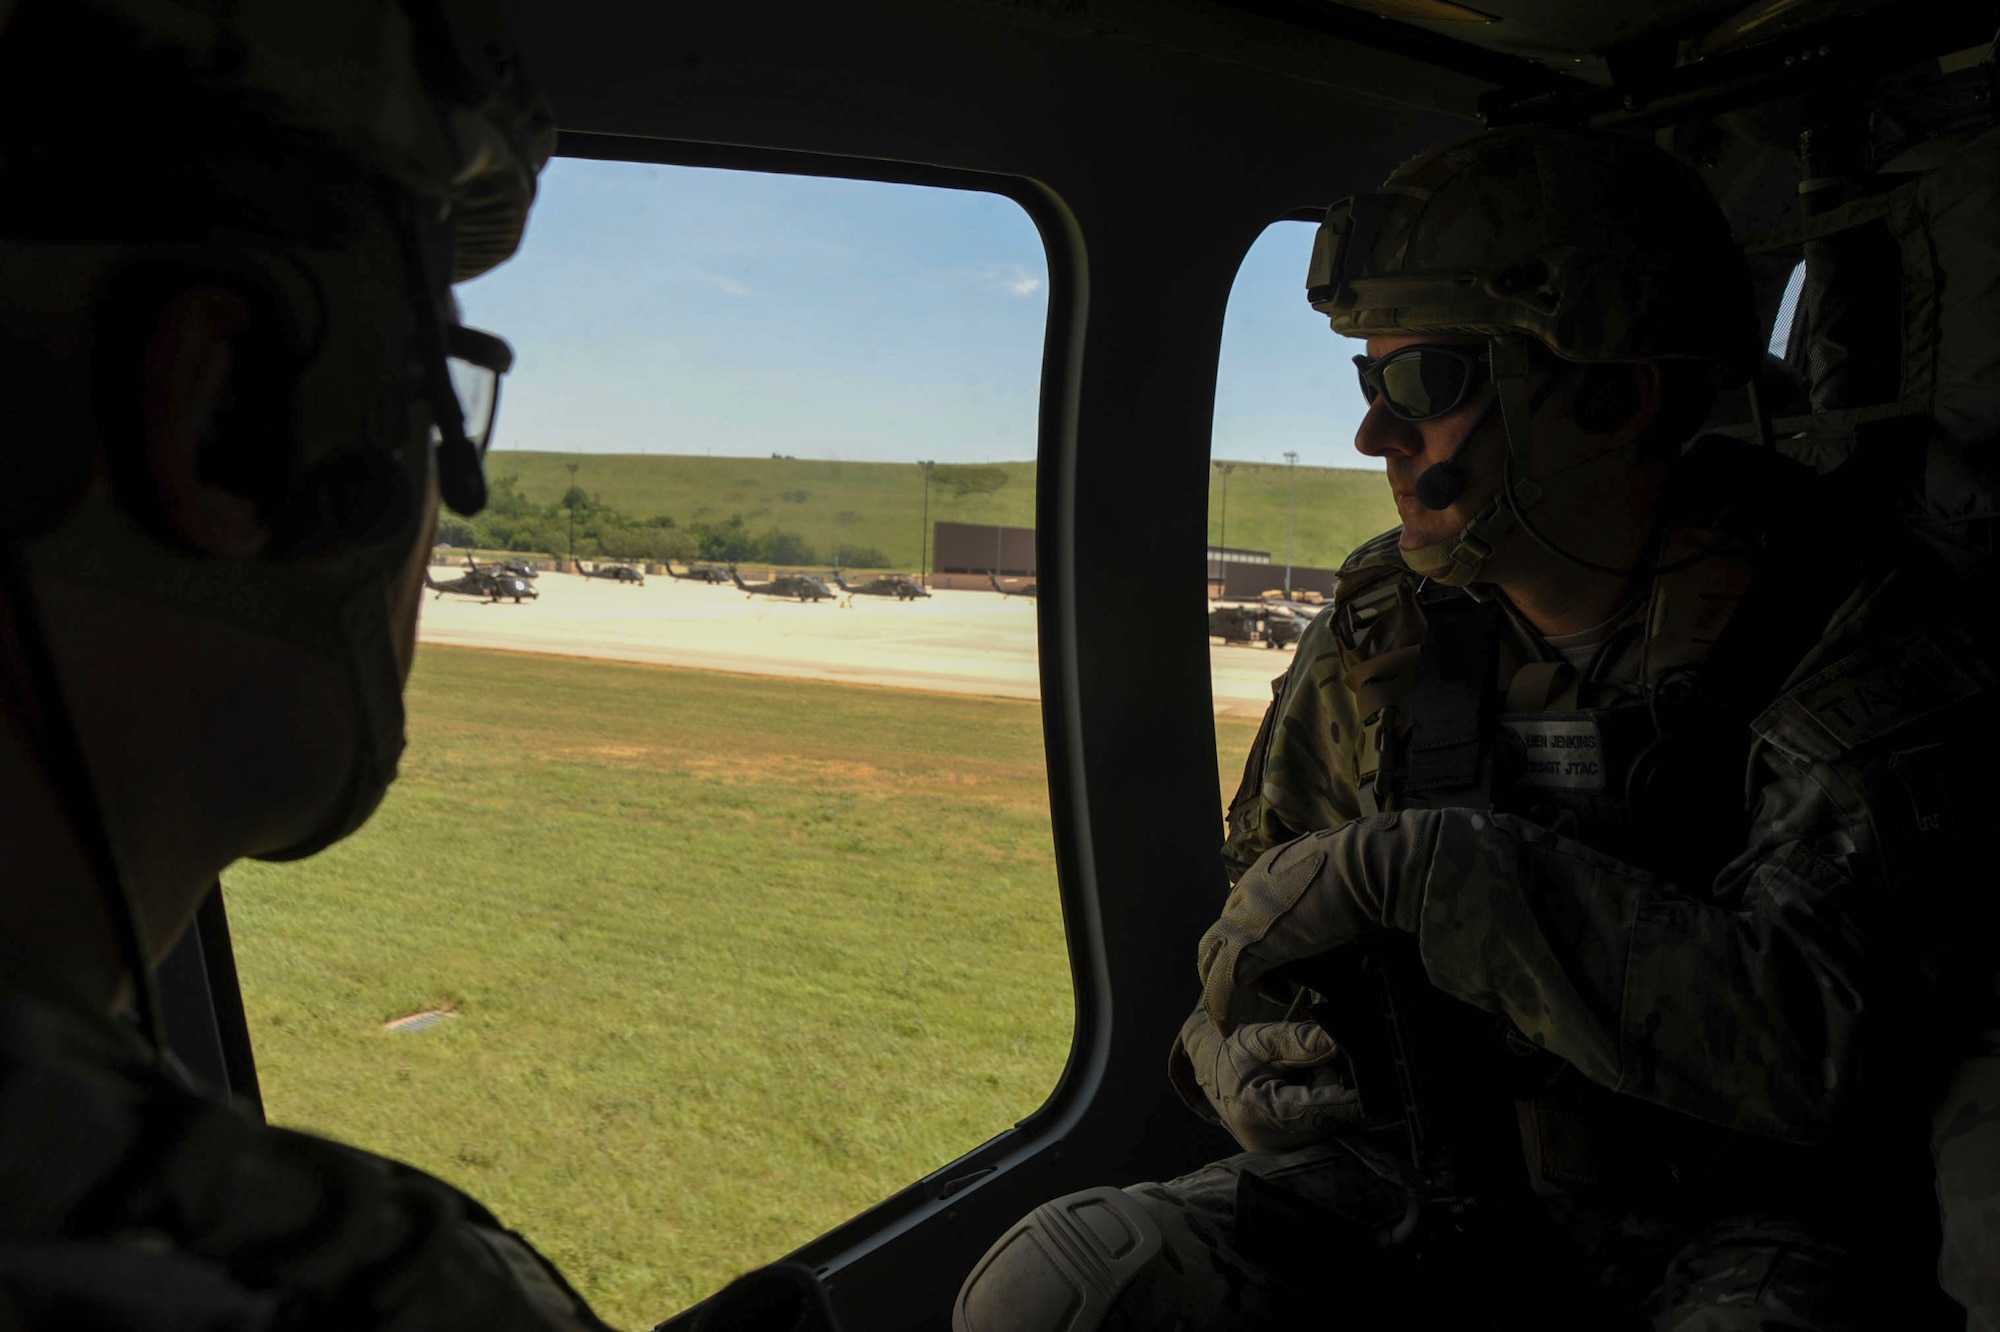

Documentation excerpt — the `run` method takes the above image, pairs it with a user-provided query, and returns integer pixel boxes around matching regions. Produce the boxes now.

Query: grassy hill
[489,451,1398,572]
[1203,459,1397,571]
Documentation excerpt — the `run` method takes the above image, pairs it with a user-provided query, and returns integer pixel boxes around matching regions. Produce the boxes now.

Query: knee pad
[953,1186,1164,1332]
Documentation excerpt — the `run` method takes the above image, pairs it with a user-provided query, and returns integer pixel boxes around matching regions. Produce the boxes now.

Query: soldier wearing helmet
[956,128,1989,1329]
[0,3,839,1328]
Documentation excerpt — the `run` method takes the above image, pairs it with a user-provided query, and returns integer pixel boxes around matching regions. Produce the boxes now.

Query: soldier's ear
[95,258,306,558]
[136,285,271,559]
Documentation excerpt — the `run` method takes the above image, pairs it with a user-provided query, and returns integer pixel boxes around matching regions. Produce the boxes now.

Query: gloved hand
[1198,812,1447,1033]
[1168,1007,1362,1152]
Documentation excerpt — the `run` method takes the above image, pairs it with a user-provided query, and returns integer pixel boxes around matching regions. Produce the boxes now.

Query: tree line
[434,476,891,568]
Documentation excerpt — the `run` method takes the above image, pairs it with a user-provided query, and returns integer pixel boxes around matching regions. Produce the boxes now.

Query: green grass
[1214,715,1265,808]
[224,647,1077,1327]
[488,451,1400,574]
[1205,459,1398,571]
[493,452,1035,572]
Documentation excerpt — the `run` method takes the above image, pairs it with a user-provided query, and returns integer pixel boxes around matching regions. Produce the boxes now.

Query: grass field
[1204,457,1398,571]
[490,450,1398,574]
[225,645,1270,1326]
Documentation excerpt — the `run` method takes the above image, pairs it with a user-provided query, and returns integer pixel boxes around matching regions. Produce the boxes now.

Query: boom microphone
[1414,460,1465,511]
[1412,388,1505,510]
[1414,434,1474,510]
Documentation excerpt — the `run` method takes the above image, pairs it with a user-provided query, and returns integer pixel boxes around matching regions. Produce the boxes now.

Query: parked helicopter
[583,563,645,584]
[664,560,732,583]
[730,567,836,602]
[987,571,1037,599]
[1253,587,1327,624]
[1208,601,1302,650]
[425,557,538,604]
[833,570,929,601]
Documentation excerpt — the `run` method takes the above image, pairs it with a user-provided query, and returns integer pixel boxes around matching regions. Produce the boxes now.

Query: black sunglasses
[440,323,515,458]
[1352,344,1490,423]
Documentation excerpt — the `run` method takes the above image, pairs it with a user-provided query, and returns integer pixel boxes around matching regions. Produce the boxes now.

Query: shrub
[835,545,892,569]
[762,529,816,566]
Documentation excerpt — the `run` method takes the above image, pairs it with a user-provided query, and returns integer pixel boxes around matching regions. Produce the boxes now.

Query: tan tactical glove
[1168,1007,1362,1152]
[1199,812,1446,1033]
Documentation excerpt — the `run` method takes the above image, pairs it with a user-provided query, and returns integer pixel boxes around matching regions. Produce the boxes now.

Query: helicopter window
[1208,219,1397,790]
[221,156,1065,1324]
[1769,259,1807,359]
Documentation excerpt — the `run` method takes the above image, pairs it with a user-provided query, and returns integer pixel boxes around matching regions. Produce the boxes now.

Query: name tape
[1498,712,1607,793]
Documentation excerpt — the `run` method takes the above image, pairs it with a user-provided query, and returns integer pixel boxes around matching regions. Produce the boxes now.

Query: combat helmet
[0,0,551,1044]
[1306,127,1758,585]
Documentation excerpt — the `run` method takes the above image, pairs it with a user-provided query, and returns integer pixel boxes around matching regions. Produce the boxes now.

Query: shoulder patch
[1751,631,1986,764]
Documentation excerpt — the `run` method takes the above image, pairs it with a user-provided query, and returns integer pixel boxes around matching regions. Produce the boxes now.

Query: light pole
[918,460,935,585]
[564,461,580,571]
[1213,462,1237,596]
[1214,461,1237,551]
[1282,450,1298,597]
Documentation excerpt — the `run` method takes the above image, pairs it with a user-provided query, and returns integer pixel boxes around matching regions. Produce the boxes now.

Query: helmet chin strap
[1401,336,1537,588]
[251,567,406,861]
[0,534,165,1052]
[1402,336,1644,586]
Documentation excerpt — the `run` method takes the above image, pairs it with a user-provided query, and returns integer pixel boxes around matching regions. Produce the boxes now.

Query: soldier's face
[1352,332,1504,551]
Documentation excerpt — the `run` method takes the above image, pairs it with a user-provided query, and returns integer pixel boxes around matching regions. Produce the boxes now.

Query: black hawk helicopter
[832,570,929,601]
[583,563,646,584]
[664,560,732,583]
[731,567,836,602]
[426,557,538,604]
[1207,601,1301,650]
[1254,587,1325,622]
[987,571,1037,599]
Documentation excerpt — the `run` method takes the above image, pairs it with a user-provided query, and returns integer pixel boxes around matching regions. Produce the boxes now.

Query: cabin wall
[501,4,1479,1326]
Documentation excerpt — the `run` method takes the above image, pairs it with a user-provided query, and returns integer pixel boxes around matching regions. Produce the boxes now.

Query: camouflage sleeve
[0,977,610,1331]
[1221,606,1369,882]
[1416,626,1988,1144]
[1935,1053,2000,1331]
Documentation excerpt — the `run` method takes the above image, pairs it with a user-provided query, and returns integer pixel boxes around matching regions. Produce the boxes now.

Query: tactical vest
[1324,441,1879,1199]
[1336,441,1868,886]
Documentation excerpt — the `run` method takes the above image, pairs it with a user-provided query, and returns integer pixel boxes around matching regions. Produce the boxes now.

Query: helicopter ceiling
[1205,0,1990,131]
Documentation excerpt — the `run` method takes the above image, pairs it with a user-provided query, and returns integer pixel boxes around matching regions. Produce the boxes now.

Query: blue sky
[461,158,1381,471]
[1215,220,1377,470]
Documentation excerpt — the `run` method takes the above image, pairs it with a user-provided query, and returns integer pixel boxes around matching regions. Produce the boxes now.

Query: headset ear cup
[1574,366,1642,434]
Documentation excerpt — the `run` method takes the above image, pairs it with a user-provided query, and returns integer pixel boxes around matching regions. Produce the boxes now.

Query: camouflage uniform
[0,933,613,1330]
[1139,440,1983,1327]
[1935,1028,2000,1329]
[956,441,1986,1332]
[954,128,1994,1332]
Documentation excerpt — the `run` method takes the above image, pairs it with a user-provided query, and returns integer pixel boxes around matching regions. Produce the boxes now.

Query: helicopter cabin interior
[152,1,1998,1327]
